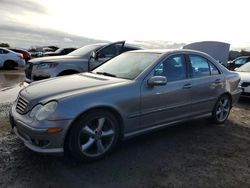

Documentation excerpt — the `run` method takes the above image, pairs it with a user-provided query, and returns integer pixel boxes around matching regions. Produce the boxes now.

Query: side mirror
[90,51,97,60]
[147,76,167,87]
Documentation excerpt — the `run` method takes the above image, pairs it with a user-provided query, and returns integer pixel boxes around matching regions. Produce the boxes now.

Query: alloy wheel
[79,117,115,157]
[215,96,231,122]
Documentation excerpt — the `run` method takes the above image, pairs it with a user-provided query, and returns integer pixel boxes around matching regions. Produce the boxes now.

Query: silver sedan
[10,49,241,161]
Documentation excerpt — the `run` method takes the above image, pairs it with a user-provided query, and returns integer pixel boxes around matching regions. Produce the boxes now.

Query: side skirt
[123,113,211,140]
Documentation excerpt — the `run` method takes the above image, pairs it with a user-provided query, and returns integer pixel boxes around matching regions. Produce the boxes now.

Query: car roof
[83,42,143,49]
[130,49,210,55]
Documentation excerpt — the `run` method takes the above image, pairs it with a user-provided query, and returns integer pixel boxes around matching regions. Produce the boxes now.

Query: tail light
[17,53,24,59]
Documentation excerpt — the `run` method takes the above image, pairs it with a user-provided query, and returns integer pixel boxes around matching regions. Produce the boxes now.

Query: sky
[1,0,250,48]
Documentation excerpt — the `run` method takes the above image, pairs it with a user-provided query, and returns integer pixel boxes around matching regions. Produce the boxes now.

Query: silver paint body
[10,49,242,154]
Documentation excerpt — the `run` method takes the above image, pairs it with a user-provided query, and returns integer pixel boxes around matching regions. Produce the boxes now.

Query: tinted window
[98,43,123,58]
[189,55,210,78]
[154,55,187,82]
[234,58,248,65]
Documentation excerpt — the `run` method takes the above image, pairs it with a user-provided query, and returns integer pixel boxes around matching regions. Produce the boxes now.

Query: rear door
[187,54,225,117]
[89,41,125,70]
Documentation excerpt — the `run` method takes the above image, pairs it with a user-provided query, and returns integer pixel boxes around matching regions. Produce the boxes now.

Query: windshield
[237,62,250,72]
[68,44,103,56]
[93,52,161,80]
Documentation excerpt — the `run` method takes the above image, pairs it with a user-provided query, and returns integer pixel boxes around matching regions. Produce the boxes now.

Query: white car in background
[0,47,25,69]
[236,62,250,98]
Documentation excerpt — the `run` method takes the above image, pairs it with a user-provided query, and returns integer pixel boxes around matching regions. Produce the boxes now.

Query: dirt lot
[0,69,250,188]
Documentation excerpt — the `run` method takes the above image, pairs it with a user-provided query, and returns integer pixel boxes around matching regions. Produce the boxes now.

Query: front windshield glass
[93,52,161,80]
[237,62,250,72]
[68,44,103,56]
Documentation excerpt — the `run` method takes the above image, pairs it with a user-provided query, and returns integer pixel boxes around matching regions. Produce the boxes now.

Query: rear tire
[211,94,232,124]
[67,110,120,162]
[4,60,16,70]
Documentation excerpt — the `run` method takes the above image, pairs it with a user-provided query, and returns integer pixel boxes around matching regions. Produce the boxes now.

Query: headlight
[30,101,58,121]
[239,81,243,87]
[37,63,58,69]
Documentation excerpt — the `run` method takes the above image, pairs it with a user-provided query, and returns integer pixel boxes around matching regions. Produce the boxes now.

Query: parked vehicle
[25,41,142,82]
[29,47,55,57]
[10,49,241,161]
[227,56,250,70]
[236,62,250,98]
[9,48,31,62]
[44,48,77,56]
[0,47,25,69]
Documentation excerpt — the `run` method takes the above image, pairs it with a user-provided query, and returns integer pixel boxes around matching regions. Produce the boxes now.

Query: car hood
[20,73,128,102]
[237,72,250,82]
[29,55,83,64]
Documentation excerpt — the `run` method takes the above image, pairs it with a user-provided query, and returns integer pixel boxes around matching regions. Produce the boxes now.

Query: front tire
[211,94,232,124]
[67,110,120,162]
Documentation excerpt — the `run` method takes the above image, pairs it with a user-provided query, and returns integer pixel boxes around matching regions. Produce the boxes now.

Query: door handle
[183,83,192,89]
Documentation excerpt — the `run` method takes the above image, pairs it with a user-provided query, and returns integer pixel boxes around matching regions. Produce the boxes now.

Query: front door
[89,41,125,70]
[140,54,192,129]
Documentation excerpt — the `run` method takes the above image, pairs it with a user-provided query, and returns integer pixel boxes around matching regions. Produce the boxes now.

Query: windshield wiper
[96,72,117,77]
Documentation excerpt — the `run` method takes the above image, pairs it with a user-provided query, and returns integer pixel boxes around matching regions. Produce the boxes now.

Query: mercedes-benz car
[25,41,141,82]
[10,49,241,162]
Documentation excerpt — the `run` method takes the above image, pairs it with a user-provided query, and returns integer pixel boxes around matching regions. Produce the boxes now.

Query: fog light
[31,139,49,147]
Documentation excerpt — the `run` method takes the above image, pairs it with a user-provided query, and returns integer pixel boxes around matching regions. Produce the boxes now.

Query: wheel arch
[221,92,232,108]
[63,105,125,149]
[4,59,17,66]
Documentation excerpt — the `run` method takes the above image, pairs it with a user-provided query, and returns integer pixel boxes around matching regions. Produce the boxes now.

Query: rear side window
[189,55,220,78]
[0,49,9,54]
[189,55,210,78]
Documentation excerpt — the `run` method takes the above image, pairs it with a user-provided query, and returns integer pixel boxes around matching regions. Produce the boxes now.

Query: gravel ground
[0,70,249,188]
[0,99,249,188]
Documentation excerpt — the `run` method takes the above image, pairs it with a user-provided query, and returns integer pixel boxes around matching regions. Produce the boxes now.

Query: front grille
[25,63,33,79]
[241,82,250,87]
[16,96,29,114]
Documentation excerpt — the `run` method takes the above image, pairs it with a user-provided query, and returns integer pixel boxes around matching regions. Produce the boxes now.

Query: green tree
[0,43,10,48]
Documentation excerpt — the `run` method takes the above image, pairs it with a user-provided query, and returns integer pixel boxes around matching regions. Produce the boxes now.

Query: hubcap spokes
[216,98,230,121]
[80,117,115,157]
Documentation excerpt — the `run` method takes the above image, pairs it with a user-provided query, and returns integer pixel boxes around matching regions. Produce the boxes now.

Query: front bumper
[10,105,73,155]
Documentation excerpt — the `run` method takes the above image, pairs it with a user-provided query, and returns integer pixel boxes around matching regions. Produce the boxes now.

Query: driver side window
[98,44,122,59]
[154,55,187,82]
